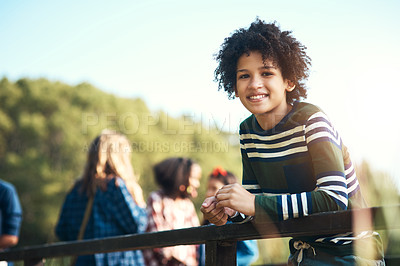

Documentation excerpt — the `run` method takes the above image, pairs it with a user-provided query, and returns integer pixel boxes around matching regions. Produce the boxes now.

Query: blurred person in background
[198,166,258,266]
[55,130,147,265]
[144,157,201,266]
[0,179,22,266]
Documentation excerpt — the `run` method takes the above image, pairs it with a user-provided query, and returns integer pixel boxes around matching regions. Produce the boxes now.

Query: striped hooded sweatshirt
[239,101,382,255]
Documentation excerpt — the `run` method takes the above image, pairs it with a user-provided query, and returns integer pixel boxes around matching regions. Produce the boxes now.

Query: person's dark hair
[209,166,237,185]
[153,157,195,199]
[214,18,311,104]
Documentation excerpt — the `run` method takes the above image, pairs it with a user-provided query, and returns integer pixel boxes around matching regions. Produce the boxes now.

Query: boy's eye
[238,74,249,79]
[262,72,273,76]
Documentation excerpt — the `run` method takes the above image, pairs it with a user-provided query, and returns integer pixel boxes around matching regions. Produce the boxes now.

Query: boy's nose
[249,75,263,89]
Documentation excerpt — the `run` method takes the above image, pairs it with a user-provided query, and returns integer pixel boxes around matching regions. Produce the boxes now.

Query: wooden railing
[0,205,399,265]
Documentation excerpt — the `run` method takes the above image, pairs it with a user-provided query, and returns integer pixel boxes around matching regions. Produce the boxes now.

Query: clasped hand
[200,183,255,226]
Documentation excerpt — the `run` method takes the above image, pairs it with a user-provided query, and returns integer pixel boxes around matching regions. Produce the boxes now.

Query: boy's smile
[249,94,268,101]
[235,51,294,130]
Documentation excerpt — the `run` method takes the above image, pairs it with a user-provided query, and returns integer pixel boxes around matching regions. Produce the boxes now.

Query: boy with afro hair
[201,18,385,265]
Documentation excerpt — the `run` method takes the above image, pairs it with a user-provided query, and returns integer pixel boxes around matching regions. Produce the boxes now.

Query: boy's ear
[286,80,296,92]
[234,86,239,97]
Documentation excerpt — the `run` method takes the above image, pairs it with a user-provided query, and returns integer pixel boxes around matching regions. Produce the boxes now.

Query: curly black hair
[214,18,311,104]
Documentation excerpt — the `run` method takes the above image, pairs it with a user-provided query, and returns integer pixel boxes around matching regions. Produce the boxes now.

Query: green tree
[0,77,241,245]
[355,161,400,257]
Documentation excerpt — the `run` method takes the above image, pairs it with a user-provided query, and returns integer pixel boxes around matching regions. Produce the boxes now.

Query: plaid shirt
[55,177,147,266]
[143,191,200,266]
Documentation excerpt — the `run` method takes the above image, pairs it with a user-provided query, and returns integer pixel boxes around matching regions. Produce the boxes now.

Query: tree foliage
[0,77,241,245]
[355,161,400,257]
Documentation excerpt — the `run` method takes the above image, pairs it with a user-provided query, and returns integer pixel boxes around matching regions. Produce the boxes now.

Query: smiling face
[235,51,294,128]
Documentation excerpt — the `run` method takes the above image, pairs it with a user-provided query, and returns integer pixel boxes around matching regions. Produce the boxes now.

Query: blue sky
[1,0,400,189]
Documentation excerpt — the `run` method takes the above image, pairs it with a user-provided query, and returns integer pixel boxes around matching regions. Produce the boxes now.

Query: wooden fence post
[205,240,237,266]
